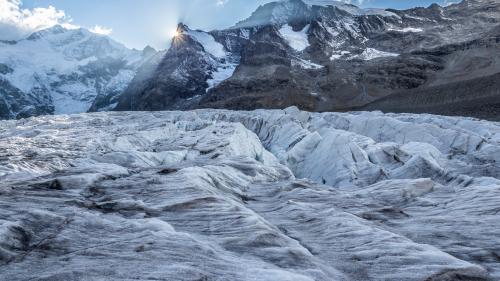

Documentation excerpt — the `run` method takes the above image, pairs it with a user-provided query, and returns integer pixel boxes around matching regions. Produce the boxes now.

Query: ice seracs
[0,108,499,280]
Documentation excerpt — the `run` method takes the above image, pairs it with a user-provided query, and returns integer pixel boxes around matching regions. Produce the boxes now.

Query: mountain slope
[361,23,500,119]
[118,0,500,119]
[0,25,155,119]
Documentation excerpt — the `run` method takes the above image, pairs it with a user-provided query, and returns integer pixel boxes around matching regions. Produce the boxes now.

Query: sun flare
[172,30,180,38]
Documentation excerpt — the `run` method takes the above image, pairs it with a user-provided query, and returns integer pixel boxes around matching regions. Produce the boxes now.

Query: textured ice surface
[0,108,499,280]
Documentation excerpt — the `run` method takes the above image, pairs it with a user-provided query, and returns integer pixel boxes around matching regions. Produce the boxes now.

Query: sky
[1,0,460,50]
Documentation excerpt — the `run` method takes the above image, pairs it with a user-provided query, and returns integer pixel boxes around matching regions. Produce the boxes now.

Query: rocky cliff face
[0,25,156,120]
[118,0,500,119]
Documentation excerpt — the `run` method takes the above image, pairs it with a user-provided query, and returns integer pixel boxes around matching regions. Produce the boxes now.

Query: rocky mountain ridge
[117,0,500,120]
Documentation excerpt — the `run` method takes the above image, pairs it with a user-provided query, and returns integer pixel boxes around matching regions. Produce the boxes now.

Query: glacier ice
[0,108,499,280]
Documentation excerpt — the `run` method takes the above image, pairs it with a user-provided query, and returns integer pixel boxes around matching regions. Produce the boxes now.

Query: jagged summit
[116,21,236,112]
[176,22,190,33]
[142,45,157,56]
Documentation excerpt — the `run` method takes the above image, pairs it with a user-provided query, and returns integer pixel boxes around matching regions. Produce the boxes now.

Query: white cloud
[216,0,229,6]
[443,0,459,7]
[90,25,112,35]
[343,0,365,5]
[0,0,76,40]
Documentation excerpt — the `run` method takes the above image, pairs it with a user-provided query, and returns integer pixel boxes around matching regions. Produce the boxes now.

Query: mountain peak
[25,24,94,42]
[233,0,398,29]
[142,45,157,57]
[428,3,442,10]
[26,25,68,40]
[142,45,157,53]
[176,23,191,34]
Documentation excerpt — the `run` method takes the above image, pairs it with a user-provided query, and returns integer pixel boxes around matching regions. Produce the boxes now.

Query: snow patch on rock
[292,58,323,69]
[352,48,399,60]
[206,62,237,91]
[188,30,228,58]
[279,24,310,52]
[388,27,424,33]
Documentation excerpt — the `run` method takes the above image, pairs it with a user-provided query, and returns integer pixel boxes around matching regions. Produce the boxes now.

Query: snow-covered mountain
[118,0,500,120]
[1,108,500,280]
[2,0,499,120]
[0,25,156,119]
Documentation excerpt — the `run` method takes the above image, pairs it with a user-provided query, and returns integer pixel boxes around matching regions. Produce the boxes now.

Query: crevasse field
[1,108,499,280]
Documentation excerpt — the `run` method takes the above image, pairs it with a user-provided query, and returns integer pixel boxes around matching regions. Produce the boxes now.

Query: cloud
[0,0,77,40]
[341,0,365,5]
[216,0,229,6]
[442,0,459,6]
[90,25,112,35]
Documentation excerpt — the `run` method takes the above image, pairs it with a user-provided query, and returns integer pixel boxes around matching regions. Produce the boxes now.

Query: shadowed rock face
[361,72,500,121]
[118,0,500,119]
[1,108,500,280]
[0,78,54,120]
[360,25,500,120]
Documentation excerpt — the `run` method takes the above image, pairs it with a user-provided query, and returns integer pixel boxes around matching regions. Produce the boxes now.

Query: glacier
[0,108,499,280]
